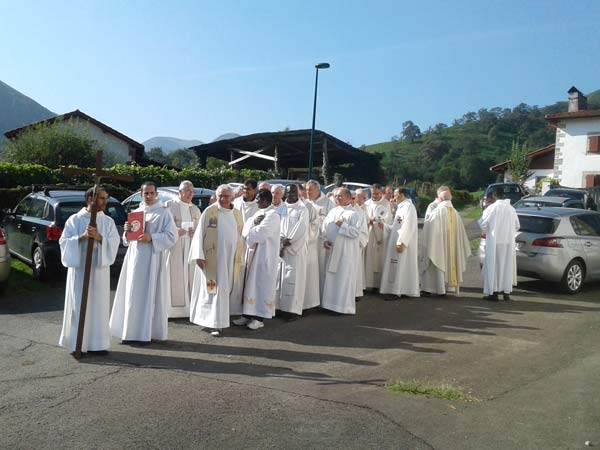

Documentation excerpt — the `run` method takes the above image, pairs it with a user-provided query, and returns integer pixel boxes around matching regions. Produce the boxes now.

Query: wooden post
[321,138,329,184]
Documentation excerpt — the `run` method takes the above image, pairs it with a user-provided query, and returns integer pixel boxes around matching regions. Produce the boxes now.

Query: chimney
[568,86,588,112]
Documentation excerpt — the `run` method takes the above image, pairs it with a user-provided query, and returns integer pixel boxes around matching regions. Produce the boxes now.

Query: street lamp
[308,62,330,181]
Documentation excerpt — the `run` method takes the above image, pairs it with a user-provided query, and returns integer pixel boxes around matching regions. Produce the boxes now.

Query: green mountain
[365,89,600,191]
[0,80,56,141]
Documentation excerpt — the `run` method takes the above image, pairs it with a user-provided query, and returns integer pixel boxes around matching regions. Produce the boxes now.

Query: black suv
[1,189,127,280]
[481,182,526,209]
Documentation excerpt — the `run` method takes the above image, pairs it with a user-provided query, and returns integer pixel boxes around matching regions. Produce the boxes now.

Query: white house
[545,87,600,188]
[490,87,600,190]
[4,109,145,164]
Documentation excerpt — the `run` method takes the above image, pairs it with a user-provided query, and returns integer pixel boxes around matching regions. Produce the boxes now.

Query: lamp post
[308,62,330,181]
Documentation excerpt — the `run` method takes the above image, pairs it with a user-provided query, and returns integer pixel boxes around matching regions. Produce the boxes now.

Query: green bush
[0,187,31,211]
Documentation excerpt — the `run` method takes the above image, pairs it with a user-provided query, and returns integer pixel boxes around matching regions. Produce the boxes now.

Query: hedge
[0,163,272,210]
[0,162,271,190]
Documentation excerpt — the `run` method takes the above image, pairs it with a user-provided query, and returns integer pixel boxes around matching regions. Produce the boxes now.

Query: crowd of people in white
[58,179,519,355]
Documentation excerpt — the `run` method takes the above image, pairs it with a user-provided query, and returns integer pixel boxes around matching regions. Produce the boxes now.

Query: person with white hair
[271,184,287,217]
[258,181,271,191]
[165,180,201,318]
[188,184,244,336]
[321,188,363,314]
[364,183,393,291]
[420,187,471,296]
[424,186,450,221]
[353,188,370,298]
[306,179,335,296]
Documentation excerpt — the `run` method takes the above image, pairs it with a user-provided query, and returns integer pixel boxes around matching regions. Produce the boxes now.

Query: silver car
[479,208,600,294]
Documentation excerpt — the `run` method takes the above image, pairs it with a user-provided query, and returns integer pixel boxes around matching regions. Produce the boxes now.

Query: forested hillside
[365,89,600,191]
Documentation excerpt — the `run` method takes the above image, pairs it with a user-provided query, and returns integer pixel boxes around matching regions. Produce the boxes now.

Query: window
[585,175,600,188]
[518,215,559,234]
[14,197,33,216]
[28,198,47,219]
[588,135,600,154]
[124,193,142,212]
[570,214,600,237]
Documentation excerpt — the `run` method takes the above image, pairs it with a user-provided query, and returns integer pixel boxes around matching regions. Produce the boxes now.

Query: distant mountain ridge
[142,136,204,153]
[0,80,56,141]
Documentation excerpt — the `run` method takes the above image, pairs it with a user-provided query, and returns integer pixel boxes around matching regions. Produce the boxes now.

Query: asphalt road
[1,219,599,450]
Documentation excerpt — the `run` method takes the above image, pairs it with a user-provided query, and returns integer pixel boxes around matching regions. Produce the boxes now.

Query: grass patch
[462,205,483,220]
[387,380,476,401]
[2,259,46,296]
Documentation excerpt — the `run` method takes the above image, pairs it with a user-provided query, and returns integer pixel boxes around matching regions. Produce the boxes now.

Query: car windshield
[517,214,559,234]
[192,195,211,212]
[57,202,127,226]
[546,189,584,200]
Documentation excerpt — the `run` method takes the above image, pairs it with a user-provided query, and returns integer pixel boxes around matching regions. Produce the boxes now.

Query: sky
[2,0,600,147]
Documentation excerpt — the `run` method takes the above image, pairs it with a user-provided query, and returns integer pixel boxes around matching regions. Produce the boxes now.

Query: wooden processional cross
[61,151,133,359]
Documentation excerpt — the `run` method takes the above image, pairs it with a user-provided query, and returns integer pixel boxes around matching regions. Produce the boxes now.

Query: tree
[509,141,533,186]
[168,149,198,168]
[146,147,167,163]
[401,120,421,142]
[4,119,101,168]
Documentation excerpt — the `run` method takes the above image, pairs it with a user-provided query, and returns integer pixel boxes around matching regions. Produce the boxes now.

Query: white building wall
[554,117,600,188]
[67,118,131,163]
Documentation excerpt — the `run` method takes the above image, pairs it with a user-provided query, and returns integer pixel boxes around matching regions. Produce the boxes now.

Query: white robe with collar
[379,199,420,297]
[279,201,309,315]
[303,199,321,309]
[189,204,240,329]
[321,205,362,314]
[233,196,259,223]
[109,201,178,341]
[59,209,120,352]
[354,204,370,297]
[165,198,201,318]
[240,206,281,319]
[364,197,393,288]
[479,199,520,295]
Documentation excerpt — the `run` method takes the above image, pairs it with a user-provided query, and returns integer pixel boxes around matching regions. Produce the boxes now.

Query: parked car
[544,187,597,211]
[121,186,215,213]
[481,183,526,209]
[260,179,304,187]
[478,208,600,294]
[514,196,585,210]
[0,227,11,287]
[323,182,372,199]
[1,189,127,280]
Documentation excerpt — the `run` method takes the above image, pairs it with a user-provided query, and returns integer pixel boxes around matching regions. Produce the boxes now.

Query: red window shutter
[589,135,600,153]
[585,174,595,187]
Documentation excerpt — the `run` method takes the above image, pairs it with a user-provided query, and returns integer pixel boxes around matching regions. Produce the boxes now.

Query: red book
[126,211,145,241]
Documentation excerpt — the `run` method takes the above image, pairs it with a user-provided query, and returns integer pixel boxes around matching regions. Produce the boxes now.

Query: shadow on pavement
[81,350,385,386]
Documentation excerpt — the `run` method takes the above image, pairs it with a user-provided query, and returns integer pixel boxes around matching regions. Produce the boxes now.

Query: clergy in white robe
[421,190,471,296]
[234,189,280,330]
[307,180,336,297]
[479,189,520,300]
[59,188,120,354]
[302,198,321,309]
[189,185,244,333]
[353,189,370,297]
[110,182,178,343]
[321,188,363,315]
[380,188,420,298]
[364,184,393,289]
[233,179,259,222]
[278,185,309,317]
[165,181,201,318]
[271,184,287,218]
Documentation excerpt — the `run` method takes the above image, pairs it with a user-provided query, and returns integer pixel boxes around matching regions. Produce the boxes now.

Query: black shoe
[503,293,511,301]
[87,350,109,356]
[384,294,401,301]
[420,291,432,297]
[483,295,499,302]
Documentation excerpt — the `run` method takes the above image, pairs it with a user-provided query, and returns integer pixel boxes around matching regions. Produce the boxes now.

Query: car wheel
[32,246,49,281]
[560,259,585,295]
